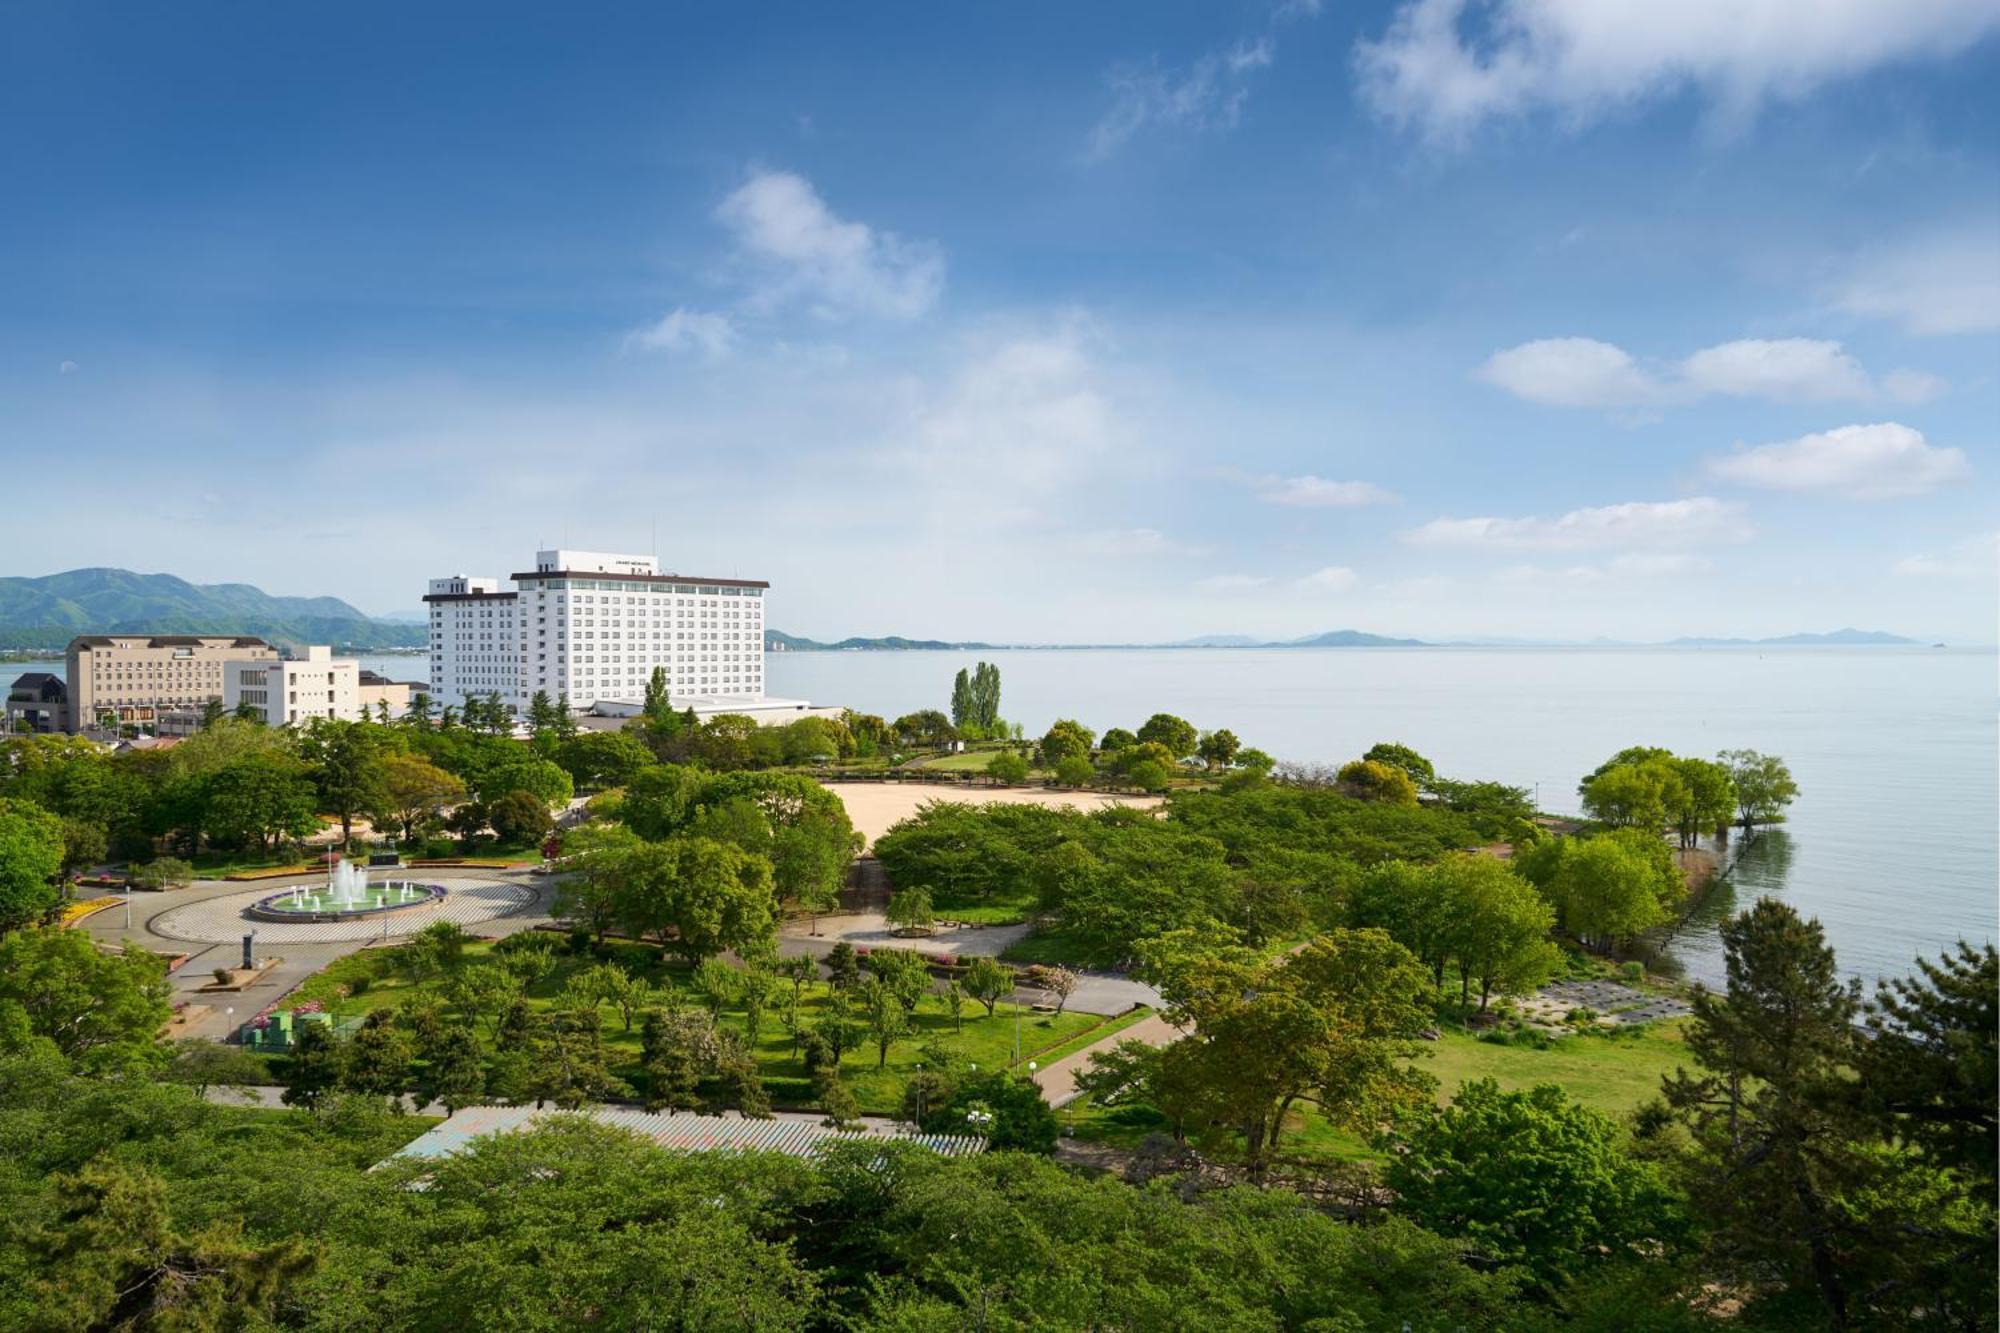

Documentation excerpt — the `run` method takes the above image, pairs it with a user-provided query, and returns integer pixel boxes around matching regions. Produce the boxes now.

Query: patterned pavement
[149,876,540,944]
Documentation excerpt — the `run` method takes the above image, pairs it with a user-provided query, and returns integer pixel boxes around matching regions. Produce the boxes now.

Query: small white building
[223,646,361,726]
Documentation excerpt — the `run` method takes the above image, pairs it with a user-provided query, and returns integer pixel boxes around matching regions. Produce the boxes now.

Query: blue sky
[2,1,1995,641]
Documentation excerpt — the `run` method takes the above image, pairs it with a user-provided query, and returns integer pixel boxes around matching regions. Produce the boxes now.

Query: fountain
[249,858,448,922]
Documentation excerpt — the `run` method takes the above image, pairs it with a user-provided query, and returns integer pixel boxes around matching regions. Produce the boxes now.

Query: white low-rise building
[224,646,361,726]
[424,548,768,713]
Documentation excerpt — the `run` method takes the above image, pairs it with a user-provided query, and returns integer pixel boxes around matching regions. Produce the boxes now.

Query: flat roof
[511,570,769,590]
[390,1105,982,1162]
[420,591,519,603]
[69,634,273,648]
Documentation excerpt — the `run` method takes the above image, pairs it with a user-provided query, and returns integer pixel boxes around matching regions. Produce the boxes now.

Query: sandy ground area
[823,782,1162,849]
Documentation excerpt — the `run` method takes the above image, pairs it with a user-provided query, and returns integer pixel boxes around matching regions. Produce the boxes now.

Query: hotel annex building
[424,549,767,713]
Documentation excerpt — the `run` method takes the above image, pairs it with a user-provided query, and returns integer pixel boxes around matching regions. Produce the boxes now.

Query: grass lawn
[280,937,1105,1116]
[1423,1021,1692,1116]
[1059,1018,1695,1165]
[919,750,1012,773]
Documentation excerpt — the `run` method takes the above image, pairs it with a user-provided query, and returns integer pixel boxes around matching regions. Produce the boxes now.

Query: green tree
[1125,758,1171,792]
[0,926,171,1073]
[375,752,466,842]
[1363,741,1435,787]
[416,1022,487,1113]
[815,1065,861,1128]
[933,1071,1057,1153]
[856,978,911,1067]
[1196,728,1241,770]
[487,788,553,846]
[529,1006,625,1109]
[300,719,390,846]
[1135,712,1198,758]
[1036,719,1095,769]
[1141,929,1436,1175]
[615,837,776,964]
[1717,748,1800,832]
[201,753,320,853]
[0,799,65,932]
[885,886,935,935]
[1669,756,1736,848]
[1053,754,1095,787]
[1663,898,1866,1325]
[642,1006,720,1112]
[962,956,1012,1018]
[1098,726,1137,753]
[1534,832,1679,949]
[159,1037,267,1098]
[342,1009,413,1107]
[986,751,1029,784]
[280,1021,343,1113]
[1436,855,1561,1011]
[1335,759,1419,806]
[642,665,672,719]
[1857,940,1998,1180]
[1386,1079,1684,1288]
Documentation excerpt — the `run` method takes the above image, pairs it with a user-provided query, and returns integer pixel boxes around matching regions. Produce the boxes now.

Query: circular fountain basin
[249,880,447,923]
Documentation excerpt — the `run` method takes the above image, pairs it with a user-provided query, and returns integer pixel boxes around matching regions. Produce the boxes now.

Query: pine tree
[341,1009,413,1107]
[1663,898,1865,1325]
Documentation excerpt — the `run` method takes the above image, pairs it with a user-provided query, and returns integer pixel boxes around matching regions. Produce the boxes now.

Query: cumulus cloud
[1406,497,1751,550]
[1833,228,2000,335]
[1252,473,1400,507]
[1477,335,1941,408]
[58,359,79,375]
[1474,337,1663,408]
[716,169,944,320]
[625,306,739,358]
[1087,40,1274,160]
[1356,0,2000,143]
[1705,422,1971,499]
[1893,531,1998,578]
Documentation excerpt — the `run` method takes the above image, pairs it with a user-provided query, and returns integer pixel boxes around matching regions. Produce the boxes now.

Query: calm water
[765,646,1997,989]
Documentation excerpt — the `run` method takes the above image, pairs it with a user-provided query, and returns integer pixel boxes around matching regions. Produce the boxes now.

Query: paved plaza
[150,875,540,945]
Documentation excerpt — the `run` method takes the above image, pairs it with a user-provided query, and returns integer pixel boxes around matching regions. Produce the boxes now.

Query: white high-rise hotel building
[424,549,766,712]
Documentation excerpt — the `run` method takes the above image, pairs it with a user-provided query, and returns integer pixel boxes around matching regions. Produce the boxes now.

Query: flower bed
[58,896,121,927]
[221,865,315,882]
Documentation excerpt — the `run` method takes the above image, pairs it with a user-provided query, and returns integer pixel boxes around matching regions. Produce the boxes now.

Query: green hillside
[0,568,426,651]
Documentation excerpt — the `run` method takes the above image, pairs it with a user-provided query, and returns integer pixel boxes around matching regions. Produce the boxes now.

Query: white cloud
[1356,0,2000,143]
[1893,531,1998,577]
[716,169,944,320]
[625,306,738,359]
[1297,565,1361,591]
[58,360,79,375]
[1478,335,1942,409]
[1705,422,1971,499]
[1088,40,1274,160]
[1474,337,1664,408]
[1607,552,1715,576]
[896,321,1119,496]
[1680,339,1872,401]
[1407,497,1752,550]
[1834,228,2000,335]
[1195,573,1273,591]
[1253,473,1400,507]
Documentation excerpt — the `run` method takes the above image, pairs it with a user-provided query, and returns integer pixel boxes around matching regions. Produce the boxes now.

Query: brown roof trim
[421,592,520,604]
[510,571,770,590]
[68,635,274,649]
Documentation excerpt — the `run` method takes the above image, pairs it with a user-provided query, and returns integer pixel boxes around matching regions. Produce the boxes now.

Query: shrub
[1053,755,1095,787]
[987,752,1030,785]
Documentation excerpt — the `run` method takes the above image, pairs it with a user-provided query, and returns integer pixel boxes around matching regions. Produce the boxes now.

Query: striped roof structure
[392,1105,985,1162]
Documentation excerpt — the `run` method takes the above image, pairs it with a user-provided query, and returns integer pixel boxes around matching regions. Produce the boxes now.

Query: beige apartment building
[66,635,277,731]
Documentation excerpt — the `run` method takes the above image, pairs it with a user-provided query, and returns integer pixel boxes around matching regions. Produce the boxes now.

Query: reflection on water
[1663,828,1793,988]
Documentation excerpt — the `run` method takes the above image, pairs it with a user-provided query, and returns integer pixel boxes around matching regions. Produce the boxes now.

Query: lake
[766,646,1997,990]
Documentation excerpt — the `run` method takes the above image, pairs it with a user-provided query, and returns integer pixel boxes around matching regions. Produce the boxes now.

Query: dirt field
[823,781,1162,848]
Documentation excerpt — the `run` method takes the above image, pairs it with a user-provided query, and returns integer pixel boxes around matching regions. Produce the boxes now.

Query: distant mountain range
[766,626,1930,651]
[0,568,427,651]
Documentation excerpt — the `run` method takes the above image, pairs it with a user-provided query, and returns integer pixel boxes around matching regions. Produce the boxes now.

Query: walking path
[1033,1012,1182,1108]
